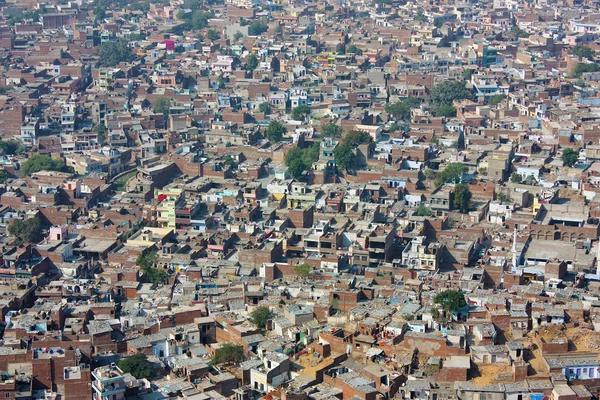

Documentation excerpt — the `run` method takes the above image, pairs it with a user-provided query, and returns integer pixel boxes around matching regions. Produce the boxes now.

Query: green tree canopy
[434,163,467,186]
[291,105,311,121]
[572,62,600,78]
[415,10,426,21]
[334,142,356,173]
[191,10,214,29]
[212,342,245,365]
[287,158,307,180]
[0,140,25,155]
[8,219,43,244]
[429,81,473,108]
[488,94,506,106]
[93,124,107,145]
[433,105,457,118]
[347,45,363,55]
[137,252,168,285]
[97,40,134,67]
[265,121,286,143]
[462,68,475,80]
[336,43,345,54]
[22,155,74,176]
[510,173,523,184]
[385,97,420,121]
[247,54,258,71]
[284,143,319,179]
[453,184,472,213]
[434,290,466,312]
[249,306,273,329]
[321,122,341,138]
[152,96,171,117]
[561,148,579,167]
[294,263,311,279]
[416,205,434,217]
[343,130,372,147]
[258,102,271,115]
[248,19,269,35]
[207,29,221,41]
[572,45,595,60]
[118,353,153,379]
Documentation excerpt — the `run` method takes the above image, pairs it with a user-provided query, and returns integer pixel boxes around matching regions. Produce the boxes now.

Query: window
[5,393,10,398]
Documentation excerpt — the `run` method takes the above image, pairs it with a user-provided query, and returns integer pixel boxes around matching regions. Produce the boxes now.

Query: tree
[97,40,134,67]
[561,148,579,167]
[510,173,523,184]
[322,122,341,138]
[429,81,473,108]
[93,124,107,145]
[248,19,268,35]
[462,69,475,80]
[93,6,106,20]
[284,143,319,179]
[207,29,220,41]
[385,97,420,121]
[434,163,467,186]
[343,130,372,147]
[152,96,170,117]
[415,10,426,21]
[416,206,433,217]
[0,140,25,155]
[191,10,214,29]
[212,342,245,365]
[347,45,362,55]
[453,184,472,213]
[510,23,529,38]
[224,155,236,167]
[433,17,443,28]
[291,105,311,121]
[478,167,487,176]
[137,252,168,285]
[258,102,271,115]
[137,252,157,270]
[118,353,153,380]
[233,31,244,41]
[572,62,600,78]
[572,45,595,60]
[249,306,273,329]
[434,290,466,313]
[287,158,307,179]
[334,143,356,173]
[336,43,345,54]
[524,175,537,185]
[423,168,436,181]
[247,54,258,71]
[0,171,9,184]
[294,263,311,279]
[265,121,286,143]
[0,86,13,95]
[8,219,43,244]
[22,155,74,176]
[488,94,506,106]
[302,141,320,165]
[433,105,457,118]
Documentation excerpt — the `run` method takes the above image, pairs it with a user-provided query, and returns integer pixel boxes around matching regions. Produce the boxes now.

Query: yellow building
[155,188,184,229]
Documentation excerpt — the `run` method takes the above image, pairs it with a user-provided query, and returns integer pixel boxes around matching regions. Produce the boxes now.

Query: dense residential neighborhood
[1,0,600,399]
